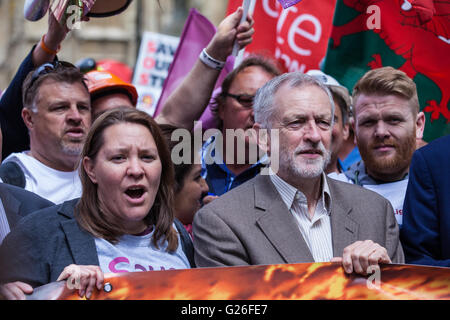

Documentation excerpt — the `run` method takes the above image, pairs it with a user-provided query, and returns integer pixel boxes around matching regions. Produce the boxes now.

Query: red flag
[227,0,336,73]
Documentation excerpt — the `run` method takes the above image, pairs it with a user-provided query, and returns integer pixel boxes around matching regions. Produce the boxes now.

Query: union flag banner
[227,0,337,73]
[323,0,450,142]
[27,262,450,300]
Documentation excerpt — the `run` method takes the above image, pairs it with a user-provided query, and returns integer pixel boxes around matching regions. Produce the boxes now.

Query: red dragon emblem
[331,0,450,123]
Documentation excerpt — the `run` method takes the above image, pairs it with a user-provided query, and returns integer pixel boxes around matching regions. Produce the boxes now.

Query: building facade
[0,0,227,90]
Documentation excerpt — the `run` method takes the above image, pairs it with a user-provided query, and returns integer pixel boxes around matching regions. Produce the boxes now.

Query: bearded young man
[328,67,425,227]
[193,72,404,274]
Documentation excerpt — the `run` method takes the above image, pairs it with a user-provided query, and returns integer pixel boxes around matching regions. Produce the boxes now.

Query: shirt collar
[269,169,332,215]
[344,160,409,186]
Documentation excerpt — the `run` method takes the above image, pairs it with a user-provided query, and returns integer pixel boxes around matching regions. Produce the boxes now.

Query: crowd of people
[0,6,448,300]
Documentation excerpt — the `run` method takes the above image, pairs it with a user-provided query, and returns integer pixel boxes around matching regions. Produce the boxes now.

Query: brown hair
[352,67,419,115]
[76,107,178,251]
[211,55,282,129]
[22,62,89,112]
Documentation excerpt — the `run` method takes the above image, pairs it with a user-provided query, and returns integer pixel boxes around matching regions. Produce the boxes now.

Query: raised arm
[155,7,254,130]
[0,10,70,160]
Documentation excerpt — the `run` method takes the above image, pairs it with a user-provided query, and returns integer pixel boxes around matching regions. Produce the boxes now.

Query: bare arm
[155,7,254,130]
[32,9,71,67]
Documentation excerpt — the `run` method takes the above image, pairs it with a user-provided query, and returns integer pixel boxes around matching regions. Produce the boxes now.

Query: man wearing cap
[327,67,425,228]
[85,70,138,120]
[306,70,359,174]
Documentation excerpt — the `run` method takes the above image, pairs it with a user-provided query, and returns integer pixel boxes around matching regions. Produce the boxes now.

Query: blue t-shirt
[201,134,267,196]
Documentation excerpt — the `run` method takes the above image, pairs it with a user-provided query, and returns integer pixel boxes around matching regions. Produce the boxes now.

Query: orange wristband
[40,35,60,55]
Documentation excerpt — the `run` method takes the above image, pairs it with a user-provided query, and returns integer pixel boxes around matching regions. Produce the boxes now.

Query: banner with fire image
[27,262,450,300]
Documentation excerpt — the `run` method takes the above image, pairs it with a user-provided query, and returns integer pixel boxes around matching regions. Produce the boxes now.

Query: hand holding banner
[227,0,337,73]
[231,0,253,57]
[27,262,450,300]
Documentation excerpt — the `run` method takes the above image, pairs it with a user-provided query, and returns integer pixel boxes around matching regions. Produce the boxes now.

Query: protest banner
[323,0,450,142]
[132,31,179,116]
[227,0,337,73]
[27,262,450,300]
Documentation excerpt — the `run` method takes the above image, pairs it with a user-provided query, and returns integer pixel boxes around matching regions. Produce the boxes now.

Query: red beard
[358,133,416,181]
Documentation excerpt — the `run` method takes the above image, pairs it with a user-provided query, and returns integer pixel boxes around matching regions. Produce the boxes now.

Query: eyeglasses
[223,92,255,108]
[27,60,77,91]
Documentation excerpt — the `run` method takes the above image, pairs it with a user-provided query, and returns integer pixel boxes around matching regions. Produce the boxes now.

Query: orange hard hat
[85,70,138,106]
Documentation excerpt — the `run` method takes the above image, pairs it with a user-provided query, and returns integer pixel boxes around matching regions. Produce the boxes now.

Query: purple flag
[277,0,302,9]
[154,8,234,129]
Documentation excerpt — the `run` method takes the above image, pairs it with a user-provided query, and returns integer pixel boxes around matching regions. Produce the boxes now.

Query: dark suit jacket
[0,199,195,287]
[193,174,404,267]
[0,183,53,230]
[400,134,450,267]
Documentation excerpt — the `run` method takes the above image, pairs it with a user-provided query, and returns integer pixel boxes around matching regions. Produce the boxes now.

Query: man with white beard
[193,72,404,275]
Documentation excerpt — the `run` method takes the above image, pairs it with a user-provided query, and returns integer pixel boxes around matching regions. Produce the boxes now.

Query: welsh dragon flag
[323,0,450,142]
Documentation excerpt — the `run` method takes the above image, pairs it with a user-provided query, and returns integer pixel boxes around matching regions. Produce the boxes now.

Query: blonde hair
[352,67,420,115]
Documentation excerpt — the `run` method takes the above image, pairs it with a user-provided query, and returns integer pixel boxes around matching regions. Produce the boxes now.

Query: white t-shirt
[95,224,190,274]
[328,172,407,226]
[3,152,82,204]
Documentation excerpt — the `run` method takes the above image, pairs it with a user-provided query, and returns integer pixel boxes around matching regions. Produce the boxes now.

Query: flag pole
[232,0,255,68]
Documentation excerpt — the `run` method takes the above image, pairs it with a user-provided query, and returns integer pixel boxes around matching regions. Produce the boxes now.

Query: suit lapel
[254,175,314,263]
[328,178,359,257]
[58,200,99,266]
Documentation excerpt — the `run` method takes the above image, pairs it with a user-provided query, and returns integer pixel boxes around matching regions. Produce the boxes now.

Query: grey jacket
[0,199,194,287]
[193,174,404,267]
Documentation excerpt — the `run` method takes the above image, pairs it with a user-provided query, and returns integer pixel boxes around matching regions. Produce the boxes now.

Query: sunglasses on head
[223,92,255,108]
[28,60,78,90]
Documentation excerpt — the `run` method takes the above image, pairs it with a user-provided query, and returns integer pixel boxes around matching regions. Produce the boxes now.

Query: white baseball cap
[306,69,352,112]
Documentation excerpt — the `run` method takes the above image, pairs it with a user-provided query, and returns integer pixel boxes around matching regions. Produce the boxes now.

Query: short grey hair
[253,72,335,129]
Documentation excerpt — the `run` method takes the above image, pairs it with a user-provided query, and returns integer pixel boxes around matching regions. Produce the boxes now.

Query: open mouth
[125,186,146,199]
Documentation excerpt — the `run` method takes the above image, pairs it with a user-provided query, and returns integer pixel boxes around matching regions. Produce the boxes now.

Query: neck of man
[325,154,340,174]
[277,168,323,219]
[29,148,79,172]
[366,166,409,183]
